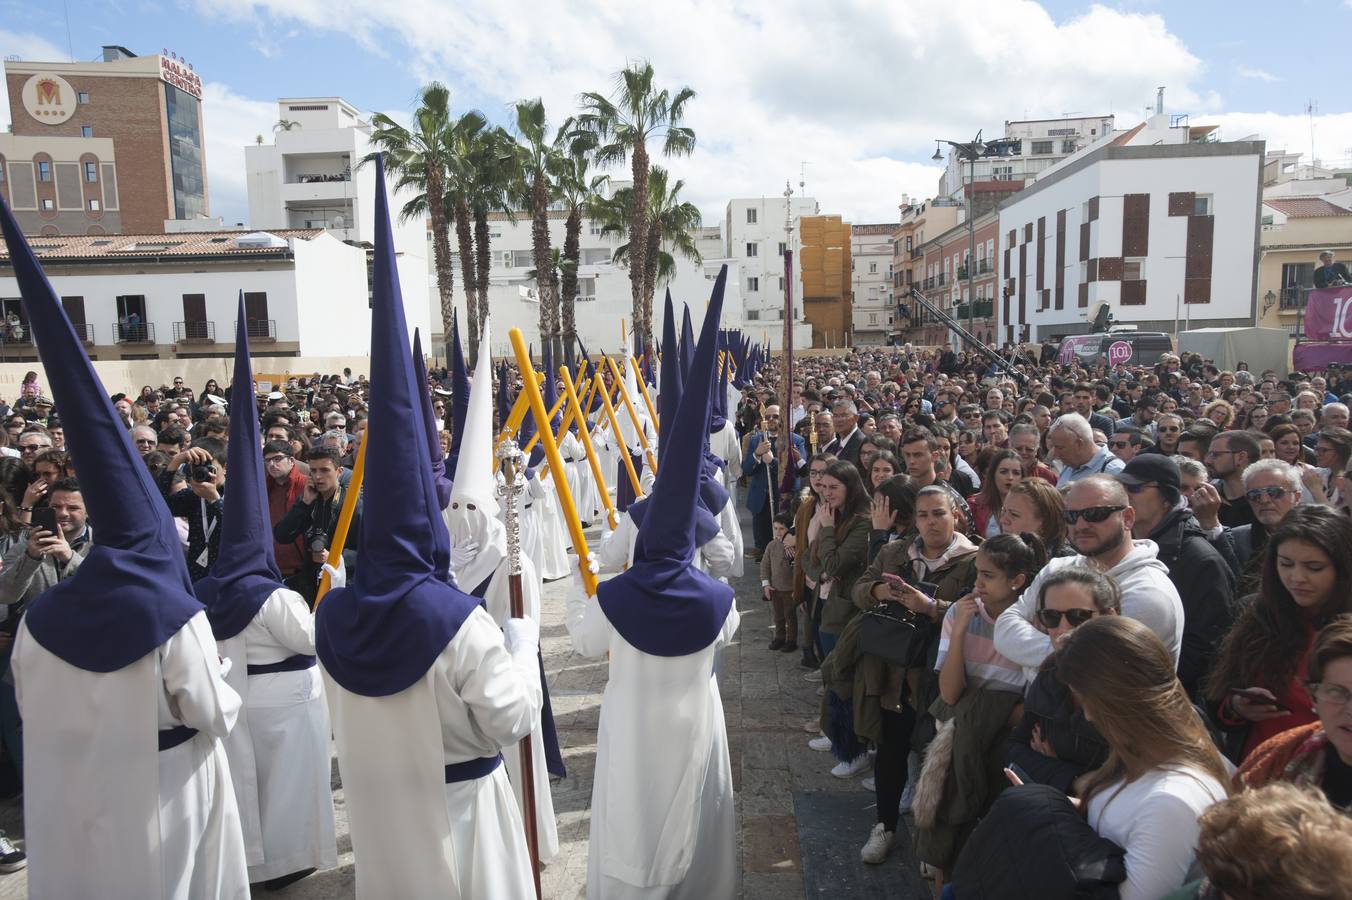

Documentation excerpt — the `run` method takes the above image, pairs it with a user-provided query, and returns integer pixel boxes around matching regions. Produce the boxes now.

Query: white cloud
[199,83,278,225]
[1236,65,1279,82]
[0,29,70,131]
[1194,111,1352,168]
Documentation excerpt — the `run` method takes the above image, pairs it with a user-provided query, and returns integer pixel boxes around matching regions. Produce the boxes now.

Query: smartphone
[1006,761,1033,785]
[881,572,909,588]
[31,506,58,536]
[1229,687,1289,712]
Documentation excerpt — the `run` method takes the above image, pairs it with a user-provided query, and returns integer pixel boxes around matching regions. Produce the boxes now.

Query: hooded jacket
[1145,502,1237,697]
[994,540,1184,681]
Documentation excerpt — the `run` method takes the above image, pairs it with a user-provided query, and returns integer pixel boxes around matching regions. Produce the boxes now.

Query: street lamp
[1262,289,1277,318]
[933,131,986,341]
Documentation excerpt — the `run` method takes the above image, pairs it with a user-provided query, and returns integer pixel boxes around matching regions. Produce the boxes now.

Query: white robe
[217,588,337,883]
[565,589,740,899]
[14,609,250,900]
[479,555,559,862]
[323,607,541,900]
[560,431,601,526]
[538,474,572,580]
[595,511,735,580]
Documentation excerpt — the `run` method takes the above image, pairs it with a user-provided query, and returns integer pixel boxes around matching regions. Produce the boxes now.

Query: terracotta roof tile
[1264,198,1352,218]
[0,229,325,261]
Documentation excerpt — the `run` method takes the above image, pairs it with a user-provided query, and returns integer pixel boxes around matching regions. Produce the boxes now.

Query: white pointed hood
[450,317,498,517]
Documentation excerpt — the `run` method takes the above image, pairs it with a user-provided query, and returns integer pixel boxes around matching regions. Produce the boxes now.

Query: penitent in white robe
[14,609,250,900]
[537,474,573,580]
[323,607,542,900]
[595,512,736,581]
[560,431,602,527]
[217,588,337,883]
[565,590,740,899]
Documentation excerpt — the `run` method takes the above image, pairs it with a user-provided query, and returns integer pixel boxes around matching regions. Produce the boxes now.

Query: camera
[190,463,217,483]
[305,528,329,554]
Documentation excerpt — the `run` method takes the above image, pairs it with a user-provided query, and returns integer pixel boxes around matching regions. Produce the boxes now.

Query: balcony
[954,300,994,320]
[1280,286,1308,311]
[72,323,94,344]
[0,324,31,346]
[114,322,155,344]
[236,318,277,342]
[910,246,924,260]
[173,320,216,343]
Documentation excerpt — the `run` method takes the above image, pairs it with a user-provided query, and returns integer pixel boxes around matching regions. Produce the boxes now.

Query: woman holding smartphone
[1208,506,1352,761]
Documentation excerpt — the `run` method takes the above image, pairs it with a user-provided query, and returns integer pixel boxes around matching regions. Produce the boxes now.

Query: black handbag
[857,601,931,668]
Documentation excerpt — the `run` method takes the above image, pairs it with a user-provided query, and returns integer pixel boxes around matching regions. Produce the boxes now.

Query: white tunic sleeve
[444,607,541,751]
[596,515,635,572]
[252,588,317,657]
[701,533,736,580]
[160,611,242,738]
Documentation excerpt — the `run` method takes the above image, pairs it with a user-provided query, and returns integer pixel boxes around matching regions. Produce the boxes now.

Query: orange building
[799,214,852,348]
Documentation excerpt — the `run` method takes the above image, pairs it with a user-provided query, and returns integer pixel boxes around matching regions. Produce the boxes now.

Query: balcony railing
[0,324,31,346]
[954,300,995,320]
[910,246,924,260]
[114,322,155,344]
[977,258,994,275]
[173,320,216,343]
[236,318,276,342]
[72,323,94,344]
[1280,286,1308,311]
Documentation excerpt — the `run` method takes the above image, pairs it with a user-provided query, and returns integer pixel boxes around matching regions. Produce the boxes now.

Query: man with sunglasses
[1192,459,1301,576]
[1107,426,1148,463]
[994,476,1183,680]
[1116,456,1235,697]
[1204,430,1260,528]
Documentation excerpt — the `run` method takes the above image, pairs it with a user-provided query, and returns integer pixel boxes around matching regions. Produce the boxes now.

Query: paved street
[0,509,927,899]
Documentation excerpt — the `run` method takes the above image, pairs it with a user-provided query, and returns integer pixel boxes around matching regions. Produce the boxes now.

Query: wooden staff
[592,371,644,501]
[313,428,367,606]
[605,356,657,477]
[560,365,617,530]
[495,441,541,899]
[508,328,597,596]
[627,355,659,432]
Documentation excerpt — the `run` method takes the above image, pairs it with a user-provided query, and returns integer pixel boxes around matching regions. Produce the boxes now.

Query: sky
[2,0,1349,230]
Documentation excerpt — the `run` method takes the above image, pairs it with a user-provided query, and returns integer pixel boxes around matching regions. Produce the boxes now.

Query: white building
[998,115,1264,342]
[432,204,745,360]
[938,116,1116,199]
[724,194,817,349]
[850,224,896,345]
[244,96,429,343]
[0,229,401,360]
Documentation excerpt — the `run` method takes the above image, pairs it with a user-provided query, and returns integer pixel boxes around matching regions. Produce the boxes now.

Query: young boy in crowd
[761,513,797,652]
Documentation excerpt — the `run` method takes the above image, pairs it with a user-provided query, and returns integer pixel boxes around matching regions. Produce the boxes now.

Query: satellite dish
[331,215,345,228]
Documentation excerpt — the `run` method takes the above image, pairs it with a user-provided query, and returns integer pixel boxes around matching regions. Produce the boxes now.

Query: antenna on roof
[1306,99,1319,166]
[1156,86,1165,115]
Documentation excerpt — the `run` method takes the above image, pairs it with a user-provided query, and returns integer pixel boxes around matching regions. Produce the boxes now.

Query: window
[778,242,787,256]
[747,276,759,292]
[746,208,757,224]
[84,161,98,182]
[41,199,54,211]
[77,91,89,104]
[869,261,877,274]
[580,248,611,266]
[1061,140,1076,153]
[1031,141,1054,155]
[745,242,758,257]
[778,277,785,291]
[1194,194,1213,216]
[747,310,760,321]
[577,277,597,301]
[588,219,604,236]
[511,250,534,268]
[869,313,878,325]
[37,161,51,182]
[88,199,100,211]
[81,126,93,138]
[1123,258,1145,280]
[993,165,1013,180]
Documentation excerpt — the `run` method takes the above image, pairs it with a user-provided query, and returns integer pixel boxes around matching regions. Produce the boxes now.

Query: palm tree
[364,83,480,363]
[273,119,299,132]
[469,126,518,359]
[592,165,702,308]
[552,131,608,369]
[441,113,490,363]
[575,61,696,355]
[512,98,562,364]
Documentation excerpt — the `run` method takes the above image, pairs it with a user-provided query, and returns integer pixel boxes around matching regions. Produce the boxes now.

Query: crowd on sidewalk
[736,342,1352,899]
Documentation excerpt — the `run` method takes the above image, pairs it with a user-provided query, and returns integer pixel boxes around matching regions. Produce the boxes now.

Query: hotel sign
[20,73,77,125]
[159,57,202,100]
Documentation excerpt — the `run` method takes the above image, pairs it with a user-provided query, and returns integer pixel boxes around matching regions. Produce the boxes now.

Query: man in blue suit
[741,404,806,560]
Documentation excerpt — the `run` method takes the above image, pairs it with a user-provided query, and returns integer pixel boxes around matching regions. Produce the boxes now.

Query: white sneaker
[898,780,916,814]
[803,669,823,683]
[861,775,876,791]
[808,735,832,752]
[831,753,870,778]
[860,822,894,864]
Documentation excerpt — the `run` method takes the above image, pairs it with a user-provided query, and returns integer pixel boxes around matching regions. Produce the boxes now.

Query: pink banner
[1303,286,1352,342]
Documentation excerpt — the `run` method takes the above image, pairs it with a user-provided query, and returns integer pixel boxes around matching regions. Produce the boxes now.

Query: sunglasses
[1037,607,1098,629]
[1109,440,1130,449]
[1064,505,1126,525]
[1245,486,1291,503]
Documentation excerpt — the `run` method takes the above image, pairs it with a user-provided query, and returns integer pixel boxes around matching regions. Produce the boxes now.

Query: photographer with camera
[165,438,228,581]
[273,446,361,606]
